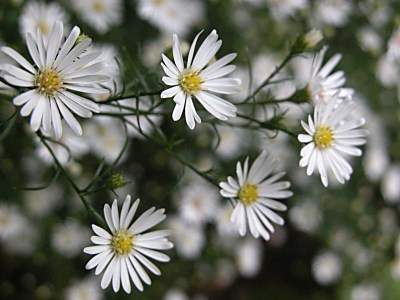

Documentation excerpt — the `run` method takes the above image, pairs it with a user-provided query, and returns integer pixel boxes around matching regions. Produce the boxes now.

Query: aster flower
[161,30,240,129]
[1,21,108,139]
[308,46,353,103]
[298,93,367,187]
[70,0,123,34]
[19,0,69,42]
[84,195,173,293]
[219,151,292,241]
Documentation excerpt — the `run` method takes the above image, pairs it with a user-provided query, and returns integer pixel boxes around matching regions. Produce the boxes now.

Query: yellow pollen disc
[314,126,334,149]
[179,69,202,95]
[93,0,105,12]
[36,21,49,35]
[111,230,134,256]
[238,183,258,206]
[36,69,63,95]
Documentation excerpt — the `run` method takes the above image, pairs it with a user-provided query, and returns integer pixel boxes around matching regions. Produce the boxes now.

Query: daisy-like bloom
[70,0,123,34]
[298,93,367,187]
[307,46,353,103]
[219,151,293,241]
[161,30,240,129]
[84,195,173,293]
[19,1,69,42]
[1,21,108,139]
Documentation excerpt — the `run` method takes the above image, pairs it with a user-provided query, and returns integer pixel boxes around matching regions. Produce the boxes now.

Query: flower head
[70,0,123,34]
[298,93,367,187]
[308,46,353,103]
[161,30,240,129]
[1,21,109,139]
[19,1,69,42]
[219,151,292,241]
[84,195,173,293]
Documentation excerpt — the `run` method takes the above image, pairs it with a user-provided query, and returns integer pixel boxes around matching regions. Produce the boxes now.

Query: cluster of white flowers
[0,0,372,296]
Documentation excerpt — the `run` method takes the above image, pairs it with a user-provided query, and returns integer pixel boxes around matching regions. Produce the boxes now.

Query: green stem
[40,136,106,227]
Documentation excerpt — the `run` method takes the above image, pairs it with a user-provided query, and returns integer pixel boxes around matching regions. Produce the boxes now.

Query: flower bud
[291,29,323,54]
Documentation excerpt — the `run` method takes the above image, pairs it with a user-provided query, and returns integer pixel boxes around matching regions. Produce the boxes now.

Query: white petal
[1,46,36,74]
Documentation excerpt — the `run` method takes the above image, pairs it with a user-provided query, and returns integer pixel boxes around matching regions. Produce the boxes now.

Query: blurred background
[1,0,400,299]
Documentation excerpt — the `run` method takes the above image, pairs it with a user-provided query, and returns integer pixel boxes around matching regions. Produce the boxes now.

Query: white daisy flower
[1,21,108,139]
[84,195,173,293]
[298,94,367,187]
[19,1,69,42]
[70,0,123,34]
[219,151,292,241]
[161,30,240,129]
[308,46,353,103]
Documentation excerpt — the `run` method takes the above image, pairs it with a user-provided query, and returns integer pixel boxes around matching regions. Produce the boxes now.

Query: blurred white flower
[89,43,122,101]
[163,288,189,300]
[167,216,205,259]
[288,201,323,234]
[35,126,90,166]
[266,0,308,20]
[313,0,352,27]
[161,30,240,129]
[312,251,342,286]
[298,94,367,187]
[235,238,263,278]
[388,26,400,60]
[356,26,382,54]
[19,1,69,42]
[137,0,204,37]
[252,53,296,100]
[175,181,219,226]
[0,203,38,256]
[381,164,400,204]
[375,53,400,88]
[350,282,381,300]
[213,125,244,160]
[141,35,172,67]
[0,203,26,239]
[84,195,173,293]
[70,0,123,34]
[84,116,126,164]
[1,21,108,139]
[64,277,104,300]
[52,219,91,258]
[219,151,292,240]
[214,203,239,240]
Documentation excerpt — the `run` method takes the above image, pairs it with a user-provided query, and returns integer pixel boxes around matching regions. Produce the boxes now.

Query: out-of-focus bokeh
[0,0,400,299]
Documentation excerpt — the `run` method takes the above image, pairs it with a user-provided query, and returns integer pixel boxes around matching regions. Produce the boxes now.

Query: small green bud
[107,172,126,190]
[291,29,323,55]
[75,33,91,46]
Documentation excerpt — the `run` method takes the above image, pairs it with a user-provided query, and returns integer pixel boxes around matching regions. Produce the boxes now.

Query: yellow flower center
[93,0,105,12]
[314,126,334,149]
[36,69,63,95]
[179,69,202,95]
[238,183,258,205]
[111,230,134,256]
[36,21,49,35]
